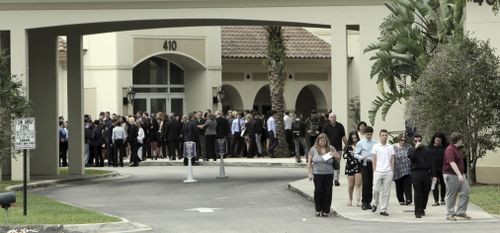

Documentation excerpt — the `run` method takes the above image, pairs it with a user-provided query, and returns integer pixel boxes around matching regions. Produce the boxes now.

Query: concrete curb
[2,172,151,233]
[5,171,121,192]
[287,183,341,218]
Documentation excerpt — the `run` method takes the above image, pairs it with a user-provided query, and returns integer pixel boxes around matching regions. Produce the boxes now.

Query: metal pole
[23,149,27,216]
[216,153,228,179]
[4,209,9,225]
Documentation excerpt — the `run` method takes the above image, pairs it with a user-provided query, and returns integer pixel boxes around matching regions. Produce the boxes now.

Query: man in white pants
[371,129,395,216]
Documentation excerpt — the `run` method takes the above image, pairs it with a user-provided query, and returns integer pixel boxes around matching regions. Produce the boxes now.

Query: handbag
[240,127,246,137]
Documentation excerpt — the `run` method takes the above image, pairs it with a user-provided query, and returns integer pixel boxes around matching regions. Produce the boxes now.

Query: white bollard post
[216,139,228,179]
[183,141,198,183]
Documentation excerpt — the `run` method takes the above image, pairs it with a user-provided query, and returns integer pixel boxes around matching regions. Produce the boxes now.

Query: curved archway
[133,51,206,69]
[253,85,286,114]
[221,84,244,112]
[295,85,327,117]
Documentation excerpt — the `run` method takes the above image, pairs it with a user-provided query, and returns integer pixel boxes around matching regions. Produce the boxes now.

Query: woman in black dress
[343,131,362,207]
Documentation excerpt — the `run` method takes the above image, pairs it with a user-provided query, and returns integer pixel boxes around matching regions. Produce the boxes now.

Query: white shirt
[267,116,276,133]
[112,126,126,142]
[137,127,145,144]
[284,115,292,130]
[371,143,395,172]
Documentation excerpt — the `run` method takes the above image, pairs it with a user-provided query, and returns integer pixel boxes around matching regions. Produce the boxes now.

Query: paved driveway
[35,166,500,233]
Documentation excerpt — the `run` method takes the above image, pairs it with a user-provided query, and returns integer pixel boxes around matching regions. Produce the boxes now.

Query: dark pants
[362,162,373,205]
[106,143,114,165]
[113,139,125,167]
[144,136,151,158]
[433,171,446,203]
[129,139,140,165]
[248,133,257,157]
[161,139,168,158]
[168,139,181,159]
[412,171,431,215]
[267,131,278,157]
[59,141,68,167]
[285,129,294,156]
[308,135,318,149]
[232,133,244,156]
[92,144,104,167]
[395,174,413,204]
[205,134,217,160]
[313,174,334,213]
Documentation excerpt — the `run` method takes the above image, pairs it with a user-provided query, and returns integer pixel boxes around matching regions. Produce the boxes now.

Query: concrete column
[66,34,85,175]
[28,30,59,176]
[9,29,29,181]
[331,23,349,125]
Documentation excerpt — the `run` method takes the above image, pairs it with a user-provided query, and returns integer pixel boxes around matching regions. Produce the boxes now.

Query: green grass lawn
[0,168,121,225]
[470,184,500,215]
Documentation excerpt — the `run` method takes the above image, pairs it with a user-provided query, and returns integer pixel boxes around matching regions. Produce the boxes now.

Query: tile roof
[222,26,331,59]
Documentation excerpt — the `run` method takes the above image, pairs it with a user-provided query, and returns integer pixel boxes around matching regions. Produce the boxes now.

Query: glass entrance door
[133,94,184,116]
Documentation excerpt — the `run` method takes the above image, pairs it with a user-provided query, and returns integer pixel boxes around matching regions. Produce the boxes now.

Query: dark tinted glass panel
[170,88,185,93]
[169,62,185,85]
[133,99,147,114]
[133,57,168,85]
[133,88,168,93]
[171,98,183,115]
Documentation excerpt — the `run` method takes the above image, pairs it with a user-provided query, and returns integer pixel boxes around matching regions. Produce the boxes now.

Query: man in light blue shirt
[354,126,377,210]
[231,112,245,157]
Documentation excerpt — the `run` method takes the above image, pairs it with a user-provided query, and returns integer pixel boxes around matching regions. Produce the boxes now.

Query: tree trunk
[266,26,288,157]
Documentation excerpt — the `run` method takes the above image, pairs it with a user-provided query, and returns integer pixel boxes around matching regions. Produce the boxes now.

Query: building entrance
[133,56,186,115]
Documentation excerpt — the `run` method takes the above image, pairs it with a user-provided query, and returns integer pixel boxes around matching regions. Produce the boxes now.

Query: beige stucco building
[0,0,498,184]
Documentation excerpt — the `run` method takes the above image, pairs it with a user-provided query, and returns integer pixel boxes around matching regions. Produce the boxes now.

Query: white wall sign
[14,118,36,150]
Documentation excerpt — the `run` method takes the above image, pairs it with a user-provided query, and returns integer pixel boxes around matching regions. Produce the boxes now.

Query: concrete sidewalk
[288,176,499,223]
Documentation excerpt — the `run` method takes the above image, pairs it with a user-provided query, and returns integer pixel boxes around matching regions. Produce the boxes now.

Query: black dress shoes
[380,212,389,216]
[371,205,377,213]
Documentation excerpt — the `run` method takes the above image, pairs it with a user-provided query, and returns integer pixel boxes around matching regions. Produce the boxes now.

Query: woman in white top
[137,120,145,161]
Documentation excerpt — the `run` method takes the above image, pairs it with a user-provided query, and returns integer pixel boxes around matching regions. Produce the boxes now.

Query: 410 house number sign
[163,40,178,51]
[469,0,498,6]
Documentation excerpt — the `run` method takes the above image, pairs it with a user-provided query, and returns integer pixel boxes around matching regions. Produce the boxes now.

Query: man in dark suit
[182,113,199,165]
[127,117,140,167]
[322,112,347,186]
[166,113,183,160]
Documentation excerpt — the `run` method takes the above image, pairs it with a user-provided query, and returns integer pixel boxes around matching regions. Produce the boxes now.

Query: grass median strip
[470,184,500,215]
[0,168,121,225]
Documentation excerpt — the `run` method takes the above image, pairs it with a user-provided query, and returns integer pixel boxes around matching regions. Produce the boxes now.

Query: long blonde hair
[314,133,332,153]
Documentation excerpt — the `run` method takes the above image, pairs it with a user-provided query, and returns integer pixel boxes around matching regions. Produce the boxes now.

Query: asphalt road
[34,166,500,233]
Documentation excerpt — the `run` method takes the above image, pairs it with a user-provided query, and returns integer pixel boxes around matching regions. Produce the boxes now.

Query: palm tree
[364,0,465,125]
[265,26,288,157]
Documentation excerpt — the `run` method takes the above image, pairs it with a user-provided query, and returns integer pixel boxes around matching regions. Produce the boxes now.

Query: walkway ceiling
[0,0,386,11]
[31,19,329,36]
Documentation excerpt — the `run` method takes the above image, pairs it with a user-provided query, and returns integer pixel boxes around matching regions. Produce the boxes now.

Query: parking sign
[14,118,36,150]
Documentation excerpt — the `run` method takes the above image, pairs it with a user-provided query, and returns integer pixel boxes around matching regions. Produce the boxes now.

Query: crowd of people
[308,115,470,221]
[57,108,470,221]
[57,109,331,168]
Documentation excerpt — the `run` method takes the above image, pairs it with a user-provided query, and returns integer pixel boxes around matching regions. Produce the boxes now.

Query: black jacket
[216,117,230,139]
[183,120,199,142]
[165,119,183,141]
[408,146,436,177]
[127,124,139,143]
